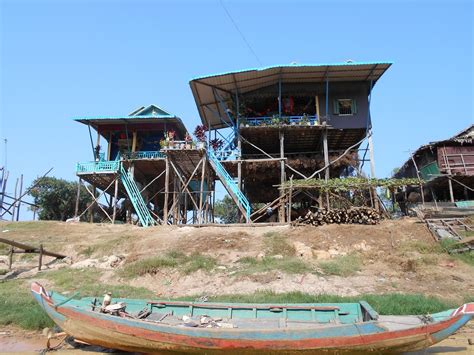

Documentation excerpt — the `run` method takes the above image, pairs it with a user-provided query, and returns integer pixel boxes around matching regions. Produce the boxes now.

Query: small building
[395,124,474,204]
[190,62,392,221]
[74,104,190,226]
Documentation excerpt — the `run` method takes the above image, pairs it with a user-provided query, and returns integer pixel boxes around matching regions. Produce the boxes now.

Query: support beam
[74,177,82,218]
[198,156,207,224]
[112,177,119,224]
[322,129,330,209]
[279,131,285,223]
[367,131,380,211]
[164,156,170,223]
[132,131,137,153]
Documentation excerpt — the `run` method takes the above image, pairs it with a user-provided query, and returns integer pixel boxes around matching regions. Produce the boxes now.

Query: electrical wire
[219,0,263,66]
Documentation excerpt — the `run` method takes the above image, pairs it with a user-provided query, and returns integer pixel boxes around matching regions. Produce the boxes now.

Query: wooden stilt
[279,131,285,222]
[367,131,379,211]
[164,157,170,223]
[90,185,96,223]
[288,176,293,222]
[74,177,82,218]
[112,177,119,224]
[11,177,19,221]
[322,129,330,210]
[198,156,206,224]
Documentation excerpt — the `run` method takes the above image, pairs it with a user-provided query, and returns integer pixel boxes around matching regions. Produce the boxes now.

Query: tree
[214,195,239,223]
[29,177,92,221]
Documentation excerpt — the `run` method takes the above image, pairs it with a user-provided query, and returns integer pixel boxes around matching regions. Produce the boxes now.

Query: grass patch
[263,232,295,257]
[439,239,474,266]
[399,240,442,254]
[79,246,96,258]
[120,251,217,278]
[237,256,312,274]
[0,279,54,330]
[318,254,361,276]
[0,269,8,275]
[45,268,155,298]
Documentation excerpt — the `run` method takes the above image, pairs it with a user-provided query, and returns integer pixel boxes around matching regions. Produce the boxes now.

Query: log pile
[294,207,382,226]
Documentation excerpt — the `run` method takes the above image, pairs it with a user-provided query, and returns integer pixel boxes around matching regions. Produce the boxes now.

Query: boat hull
[31,282,473,354]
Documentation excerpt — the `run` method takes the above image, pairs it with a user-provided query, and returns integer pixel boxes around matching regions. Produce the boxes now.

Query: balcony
[241,115,319,128]
[122,151,165,160]
[76,160,120,174]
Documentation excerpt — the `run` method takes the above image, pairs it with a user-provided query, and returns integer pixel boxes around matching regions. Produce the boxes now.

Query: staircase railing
[119,165,155,227]
[207,149,251,222]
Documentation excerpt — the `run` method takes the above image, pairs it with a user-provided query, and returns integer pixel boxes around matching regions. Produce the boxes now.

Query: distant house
[395,124,474,204]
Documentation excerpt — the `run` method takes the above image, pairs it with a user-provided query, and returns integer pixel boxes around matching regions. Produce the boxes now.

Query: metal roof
[189,62,392,128]
[74,104,187,134]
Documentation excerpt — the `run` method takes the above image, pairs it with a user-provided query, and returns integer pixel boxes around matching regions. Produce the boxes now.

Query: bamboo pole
[11,177,19,221]
[279,131,285,223]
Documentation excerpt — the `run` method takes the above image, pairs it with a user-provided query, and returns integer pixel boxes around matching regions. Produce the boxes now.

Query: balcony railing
[76,160,120,174]
[123,151,165,160]
[241,115,319,127]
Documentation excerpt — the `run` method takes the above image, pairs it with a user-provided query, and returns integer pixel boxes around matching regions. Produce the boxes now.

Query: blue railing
[123,151,165,160]
[208,149,251,222]
[76,160,120,174]
[119,165,155,227]
[242,115,319,127]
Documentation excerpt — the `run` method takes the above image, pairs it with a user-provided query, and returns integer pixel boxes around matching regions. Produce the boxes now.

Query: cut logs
[294,207,382,226]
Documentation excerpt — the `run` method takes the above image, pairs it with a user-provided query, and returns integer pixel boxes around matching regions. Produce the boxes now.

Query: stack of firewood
[294,207,381,226]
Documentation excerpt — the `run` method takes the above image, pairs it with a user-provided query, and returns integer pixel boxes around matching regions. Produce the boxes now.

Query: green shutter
[333,99,340,114]
[351,99,357,114]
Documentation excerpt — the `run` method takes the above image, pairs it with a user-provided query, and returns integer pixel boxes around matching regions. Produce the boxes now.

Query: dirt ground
[0,218,473,354]
[1,218,473,301]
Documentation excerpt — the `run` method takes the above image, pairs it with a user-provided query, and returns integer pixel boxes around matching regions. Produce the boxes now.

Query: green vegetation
[281,177,423,191]
[29,176,92,221]
[45,268,155,298]
[120,251,217,277]
[439,239,474,266]
[263,231,295,256]
[214,195,239,223]
[0,280,54,330]
[318,254,361,276]
[237,256,312,275]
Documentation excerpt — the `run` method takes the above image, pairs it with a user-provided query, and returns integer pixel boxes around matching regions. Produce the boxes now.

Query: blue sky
[1,0,472,219]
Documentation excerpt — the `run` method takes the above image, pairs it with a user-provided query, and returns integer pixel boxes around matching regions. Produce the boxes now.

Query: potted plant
[301,114,310,126]
[185,133,192,149]
[210,138,223,151]
[271,115,280,126]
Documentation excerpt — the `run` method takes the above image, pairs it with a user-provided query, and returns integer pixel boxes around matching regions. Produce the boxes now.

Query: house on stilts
[74,61,392,226]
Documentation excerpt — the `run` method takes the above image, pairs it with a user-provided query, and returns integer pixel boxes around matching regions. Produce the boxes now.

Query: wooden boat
[31,282,473,354]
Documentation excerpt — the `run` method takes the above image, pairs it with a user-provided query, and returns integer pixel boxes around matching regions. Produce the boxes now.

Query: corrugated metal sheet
[190,62,392,128]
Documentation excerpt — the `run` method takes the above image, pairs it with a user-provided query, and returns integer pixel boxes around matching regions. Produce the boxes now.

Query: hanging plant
[193,124,208,142]
[210,138,223,151]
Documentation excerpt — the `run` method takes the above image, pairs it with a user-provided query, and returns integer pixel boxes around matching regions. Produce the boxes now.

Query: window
[334,99,357,116]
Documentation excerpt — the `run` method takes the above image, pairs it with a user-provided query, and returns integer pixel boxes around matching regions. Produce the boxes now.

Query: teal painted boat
[32,282,474,354]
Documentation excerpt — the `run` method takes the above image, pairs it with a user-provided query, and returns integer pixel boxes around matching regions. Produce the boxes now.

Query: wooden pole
[409,153,425,206]
[164,156,170,223]
[322,129,330,209]
[38,244,43,271]
[90,185,96,223]
[16,174,23,221]
[237,135,242,222]
[279,131,285,222]
[11,177,19,221]
[107,132,112,160]
[74,177,82,218]
[112,177,119,224]
[8,246,13,270]
[315,95,320,124]
[132,131,137,153]
[367,131,379,211]
[198,156,206,224]
[287,176,293,222]
[442,147,455,203]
